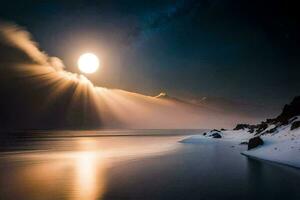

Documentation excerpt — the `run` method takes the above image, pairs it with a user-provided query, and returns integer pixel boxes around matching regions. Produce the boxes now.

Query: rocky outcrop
[255,122,268,134]
[203,96,300,142]
[274,96,300,125]
[211,132,222,138]
[291,121,300,130]
[248,136,264,150]
[233,124,250,130]
[203,129,222,138]
[231,96,300,136]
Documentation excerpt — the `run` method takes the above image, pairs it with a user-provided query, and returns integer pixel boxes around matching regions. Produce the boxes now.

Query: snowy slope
[242,121,300,168]
[182,96,300,168]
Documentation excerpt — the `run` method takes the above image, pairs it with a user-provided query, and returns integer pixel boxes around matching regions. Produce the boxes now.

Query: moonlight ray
[0,21,256,130]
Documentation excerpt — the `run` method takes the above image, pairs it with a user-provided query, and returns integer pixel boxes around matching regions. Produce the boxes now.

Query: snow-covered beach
[182,125,300,168]
[182,97,300,169]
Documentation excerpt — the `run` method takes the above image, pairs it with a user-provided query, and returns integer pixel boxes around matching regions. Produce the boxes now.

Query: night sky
[0,0,299,108]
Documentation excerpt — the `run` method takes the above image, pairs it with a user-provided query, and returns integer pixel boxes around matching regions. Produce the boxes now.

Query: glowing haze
[0,21,258,130]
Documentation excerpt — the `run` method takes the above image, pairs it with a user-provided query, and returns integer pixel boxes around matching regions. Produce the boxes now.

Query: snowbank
[181,119,300,168]
[182,96,300,169]
[242,124,300,168]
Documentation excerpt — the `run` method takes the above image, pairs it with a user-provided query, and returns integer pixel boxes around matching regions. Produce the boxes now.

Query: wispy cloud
[0,21,49,65]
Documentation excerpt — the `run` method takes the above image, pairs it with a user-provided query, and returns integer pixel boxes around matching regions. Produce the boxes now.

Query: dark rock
[212,129,221,132]
[291,121,300,130]
[248,127,255,133]
[220,128,226,131]
[211,132,222,138]
[203,132,207,136]
[266,126,277,134]
[240,141,248,145]
[248,136,264,150]
[266,118,275,124]
[290,117,298,123]
[275,96,300,125]
[233,124,250,130]
[255,122,268,134]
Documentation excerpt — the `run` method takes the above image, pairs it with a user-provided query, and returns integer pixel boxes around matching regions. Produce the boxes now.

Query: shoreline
[181,134,300,170]
[241,152,300,170]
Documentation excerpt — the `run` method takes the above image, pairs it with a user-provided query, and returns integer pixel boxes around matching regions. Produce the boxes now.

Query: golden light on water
[78,53,100,74]
[74,151,100,200]
[0,136,181,200]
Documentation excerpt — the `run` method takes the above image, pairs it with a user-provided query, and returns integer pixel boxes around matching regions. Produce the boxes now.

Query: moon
[78,53,100,74]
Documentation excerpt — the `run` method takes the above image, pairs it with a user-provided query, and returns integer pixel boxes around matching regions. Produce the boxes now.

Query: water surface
[0,130,299,200]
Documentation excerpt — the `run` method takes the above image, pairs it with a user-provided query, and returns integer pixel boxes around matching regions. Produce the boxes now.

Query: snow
[181,121,300,169]
[181,135,221,144]
[243,126,300,168]
[219,130,253,142]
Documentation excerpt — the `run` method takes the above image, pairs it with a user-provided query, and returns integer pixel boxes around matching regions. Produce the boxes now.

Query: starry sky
[0,0,299,108]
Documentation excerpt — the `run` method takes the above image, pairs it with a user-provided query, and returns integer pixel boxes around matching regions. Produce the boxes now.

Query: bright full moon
[78,53,100,74]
